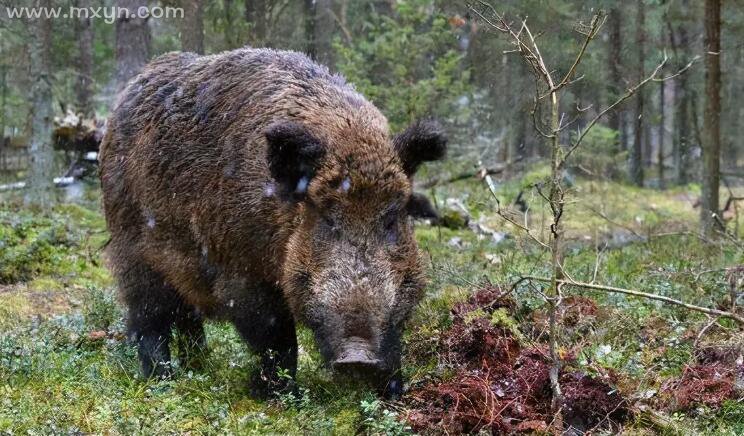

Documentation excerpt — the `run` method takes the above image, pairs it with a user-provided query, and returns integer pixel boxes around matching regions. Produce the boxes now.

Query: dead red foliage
[561,296,598,327]
[451,284,516,320]
[661,364,743,411]
[87,330,108,341]
[443,317,520,371]
[405,287,628,434]
[660,341,744,412]
[530,295,598,328]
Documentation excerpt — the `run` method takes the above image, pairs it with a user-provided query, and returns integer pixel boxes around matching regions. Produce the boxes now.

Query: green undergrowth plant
[359,396,411,436]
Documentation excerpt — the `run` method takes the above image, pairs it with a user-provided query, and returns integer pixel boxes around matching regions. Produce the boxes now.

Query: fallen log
[53,110,105,154]
[0,176,75,192]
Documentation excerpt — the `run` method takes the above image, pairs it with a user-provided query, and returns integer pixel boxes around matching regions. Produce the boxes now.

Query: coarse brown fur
[99,47,446,398]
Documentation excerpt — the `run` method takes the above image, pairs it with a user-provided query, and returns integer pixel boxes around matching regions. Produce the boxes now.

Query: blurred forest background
[1,0,744,434]
[0,0,742,205]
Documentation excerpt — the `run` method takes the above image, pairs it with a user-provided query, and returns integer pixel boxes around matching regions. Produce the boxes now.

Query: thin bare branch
[519,276,744,325]
[484,173,550,249]
[562,55,699,164]
[547,12,606,96]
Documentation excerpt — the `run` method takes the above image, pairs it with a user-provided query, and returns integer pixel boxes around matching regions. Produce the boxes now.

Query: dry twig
[519,275,744,325]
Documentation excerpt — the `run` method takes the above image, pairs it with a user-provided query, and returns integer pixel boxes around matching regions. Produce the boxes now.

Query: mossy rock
[438,208,469,229]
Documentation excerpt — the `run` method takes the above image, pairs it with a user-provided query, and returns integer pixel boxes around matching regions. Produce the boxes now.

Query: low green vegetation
[1,167,743,434]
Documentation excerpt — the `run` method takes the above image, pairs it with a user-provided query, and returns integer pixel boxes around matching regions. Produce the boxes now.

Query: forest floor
[1,162,743,434]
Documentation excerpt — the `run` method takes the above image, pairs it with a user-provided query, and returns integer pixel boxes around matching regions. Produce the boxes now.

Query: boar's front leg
[231,283,298,399]
[380,329,404,400]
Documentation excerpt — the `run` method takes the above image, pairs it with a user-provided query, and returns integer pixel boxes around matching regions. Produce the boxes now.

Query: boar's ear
[393,120,447,176]
[407,192,439,220]
[265,121,325,201]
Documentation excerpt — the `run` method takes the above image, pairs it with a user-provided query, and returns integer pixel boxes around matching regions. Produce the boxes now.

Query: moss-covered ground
[1,166,743,434]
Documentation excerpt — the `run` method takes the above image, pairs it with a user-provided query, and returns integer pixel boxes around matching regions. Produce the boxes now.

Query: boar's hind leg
[119,261,180,379]
[232,284,298,399]
[174,303,207,370]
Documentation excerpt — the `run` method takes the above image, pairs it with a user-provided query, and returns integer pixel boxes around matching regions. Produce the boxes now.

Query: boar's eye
[323,215,337,228]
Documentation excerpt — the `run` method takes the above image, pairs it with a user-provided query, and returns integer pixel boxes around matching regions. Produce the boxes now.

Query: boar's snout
[332,337,384,375]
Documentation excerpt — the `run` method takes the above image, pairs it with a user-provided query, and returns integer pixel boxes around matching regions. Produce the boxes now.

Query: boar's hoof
[381,375,404,400]
[136,336,174,380]
[141,359,173,380]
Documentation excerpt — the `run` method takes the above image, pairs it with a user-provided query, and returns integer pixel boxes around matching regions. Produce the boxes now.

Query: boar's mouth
[303,309,389,378]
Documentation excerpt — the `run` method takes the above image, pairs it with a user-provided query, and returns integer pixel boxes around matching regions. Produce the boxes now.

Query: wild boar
[99,47,446,398]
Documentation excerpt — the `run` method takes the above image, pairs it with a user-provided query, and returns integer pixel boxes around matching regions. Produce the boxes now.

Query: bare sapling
[470,2,708,432]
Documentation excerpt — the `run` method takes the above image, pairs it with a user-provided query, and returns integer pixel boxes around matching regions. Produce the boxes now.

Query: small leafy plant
[360,397,410,435]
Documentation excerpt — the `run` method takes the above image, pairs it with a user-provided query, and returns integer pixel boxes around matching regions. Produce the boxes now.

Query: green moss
[490,307,525,341]
[332,409,360,435]
[438,208,468,229]
[0,292,31,327]
[520,163,551,190]
[27,277,65,292]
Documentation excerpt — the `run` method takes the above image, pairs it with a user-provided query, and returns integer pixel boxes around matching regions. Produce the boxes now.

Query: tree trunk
[514,101,528,160]
[629,0,645,186]
[305,0,316,59]
[338,0,349,42]
[643,107,652,167]
[607,7,623,151]
[669,5,691,185]
[658,74,665,188]
[222,0,237,48]
[0,65,6,138]
[619,108,628,154]
[516,58,531,159]
[180,0,205,54]
[115,0,151,93]
[245,0,268,44]
[701,0,721,233]
[674,78,690,184]
[305,0,335,68]
[75,0,94,117]
[25,0,55,207]
[548,87,564,433]
[721,55,737,169]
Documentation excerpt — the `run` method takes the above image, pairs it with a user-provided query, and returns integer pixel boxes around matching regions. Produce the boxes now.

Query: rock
[438,198,471,229]
[439,208,469,229]
[448,236,465,248]
[469,220,508,244]
[484,253,501,264]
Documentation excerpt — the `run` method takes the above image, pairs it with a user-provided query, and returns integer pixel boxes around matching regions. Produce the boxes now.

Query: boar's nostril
[333,349,382,368]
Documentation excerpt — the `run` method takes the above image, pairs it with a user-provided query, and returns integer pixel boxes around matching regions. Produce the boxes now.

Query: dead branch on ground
[518,275,744,325]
